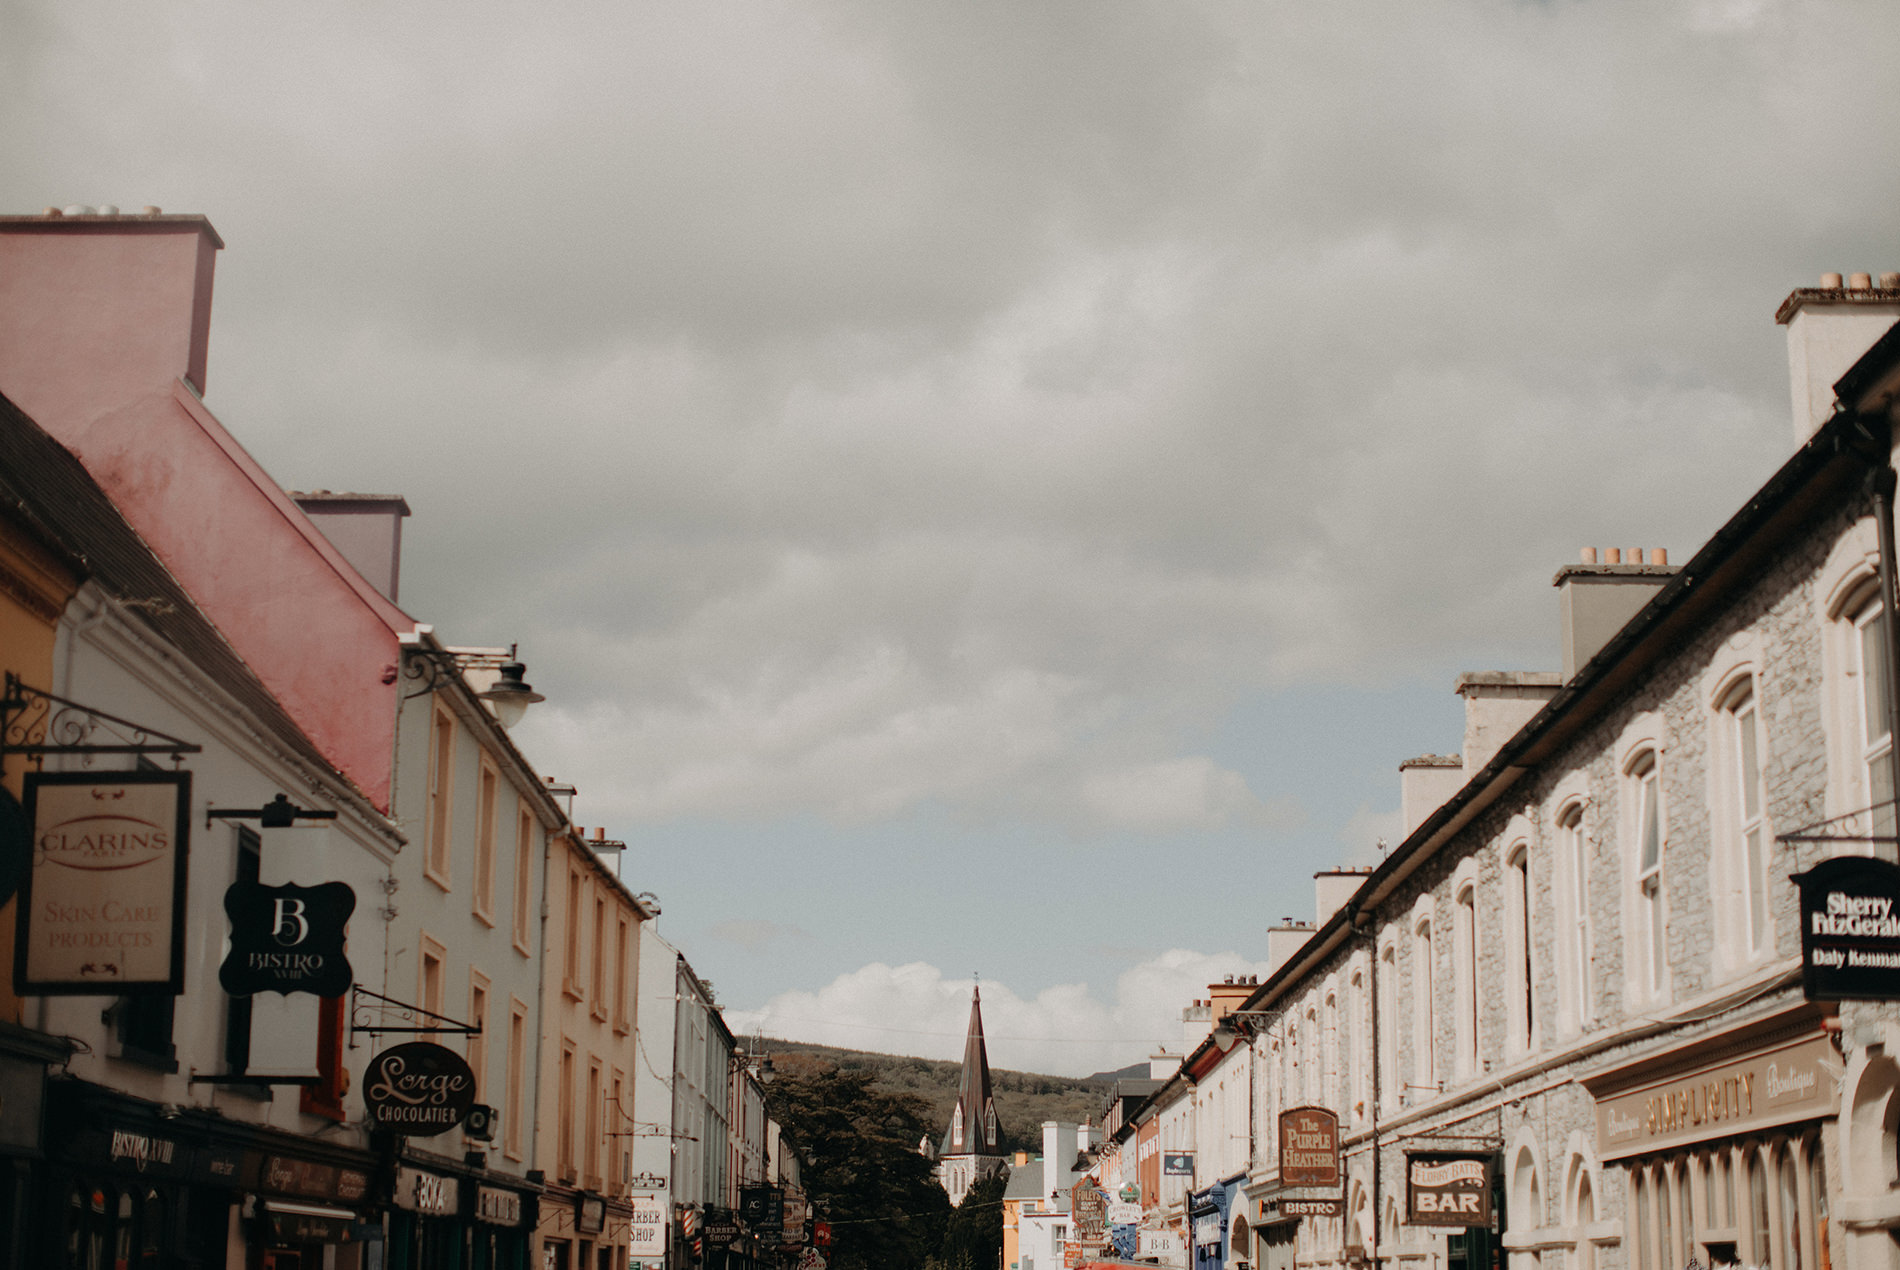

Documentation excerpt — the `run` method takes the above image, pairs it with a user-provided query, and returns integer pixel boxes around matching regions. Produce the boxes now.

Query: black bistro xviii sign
[219,880,355,997]
[1792,855,1900,1000]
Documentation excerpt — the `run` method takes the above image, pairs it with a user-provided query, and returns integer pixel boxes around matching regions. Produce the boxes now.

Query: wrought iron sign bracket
[349,983,482,1043]
[0,673,201,766]
[1777,802,1900,845]
[205,793,339,829]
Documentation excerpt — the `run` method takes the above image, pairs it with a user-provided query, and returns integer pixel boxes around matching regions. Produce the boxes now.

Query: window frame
[425,701,457,891]
[473,756,500,924]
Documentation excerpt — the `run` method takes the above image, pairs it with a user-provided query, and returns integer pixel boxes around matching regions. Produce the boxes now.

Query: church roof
[939,985,1007,1157]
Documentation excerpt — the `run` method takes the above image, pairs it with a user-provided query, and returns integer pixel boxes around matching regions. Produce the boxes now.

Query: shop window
[1778,1145,1803,1270]
[1633,1167,1652,1270]
[1658,1163,1677,1270]
[1748,1148,1771,1267]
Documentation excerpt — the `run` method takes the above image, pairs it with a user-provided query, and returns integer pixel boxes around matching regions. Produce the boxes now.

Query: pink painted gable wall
[0,214,408,811]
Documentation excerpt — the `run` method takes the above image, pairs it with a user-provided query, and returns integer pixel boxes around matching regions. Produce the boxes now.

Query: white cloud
[724,950,1282,1077]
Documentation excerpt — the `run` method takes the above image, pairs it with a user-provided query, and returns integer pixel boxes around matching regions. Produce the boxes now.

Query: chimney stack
[1777,271,1900,442]
[1554,548,1678,681]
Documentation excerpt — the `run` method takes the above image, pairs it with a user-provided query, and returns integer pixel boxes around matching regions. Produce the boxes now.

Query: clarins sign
[16,771,190,994]
[1590,1033,1841,1161]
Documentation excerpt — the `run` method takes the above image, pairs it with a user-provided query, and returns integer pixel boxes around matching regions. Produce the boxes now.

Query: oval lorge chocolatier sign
[364,1042,477,1135]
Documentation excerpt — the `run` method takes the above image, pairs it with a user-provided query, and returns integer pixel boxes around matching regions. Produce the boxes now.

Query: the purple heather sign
[364,1042,477,1135]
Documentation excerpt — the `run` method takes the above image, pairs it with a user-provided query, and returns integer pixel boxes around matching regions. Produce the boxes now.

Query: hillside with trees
[757,1038,1116,1149]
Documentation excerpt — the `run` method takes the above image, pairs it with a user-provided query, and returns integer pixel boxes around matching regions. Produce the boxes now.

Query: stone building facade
[1200,286,1900,1270]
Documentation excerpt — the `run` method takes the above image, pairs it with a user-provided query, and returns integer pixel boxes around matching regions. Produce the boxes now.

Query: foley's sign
[1405,1152,1493,1227]
[1791,856,1900,1000]
[364,1042,477,1135]
[16,771,190,994]
[219,880,355,997]
[1279,1106,1341,1186]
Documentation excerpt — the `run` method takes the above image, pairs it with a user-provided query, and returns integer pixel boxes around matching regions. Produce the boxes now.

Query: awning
[262,1199,358,1244]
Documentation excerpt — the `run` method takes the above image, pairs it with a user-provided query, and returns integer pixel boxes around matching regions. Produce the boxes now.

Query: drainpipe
[1871,464,1900,865]
[1357,906,1380,1270]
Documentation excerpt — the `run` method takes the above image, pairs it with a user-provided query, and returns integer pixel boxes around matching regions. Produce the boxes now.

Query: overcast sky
[5,0,1896,1076]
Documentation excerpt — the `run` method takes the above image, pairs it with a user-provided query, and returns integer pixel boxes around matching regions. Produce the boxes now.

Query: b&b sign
[220,880,355,997]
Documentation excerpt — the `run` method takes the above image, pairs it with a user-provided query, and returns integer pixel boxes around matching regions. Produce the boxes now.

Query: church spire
[942,984,1003,1156]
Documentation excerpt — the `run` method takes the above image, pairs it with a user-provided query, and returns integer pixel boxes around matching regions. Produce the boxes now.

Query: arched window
[1412,918,1435,1092]
[1627,748,1666,995]
[1573,1165,1596,1270]
[1378,942,1399,1112]
[1454,880,1478,1079]
[1559,803,1592,1023]
[1721,680,1772,953]
[1504,841,1534,1053]
[1848,591,1895,840]
[1633,1166,1652,1270]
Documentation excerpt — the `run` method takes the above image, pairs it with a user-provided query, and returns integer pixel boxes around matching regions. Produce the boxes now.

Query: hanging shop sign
[781,1192,809,1246]
[1588,1032,1841,1161]
[742,1185,784,1230]
[1405,1152,1493,1227]
[1792,856,1900,1000]
[219,880,355,997]
[1278,1106,1340,1186]
[1073,1179,1108,1238]
[1162,1152,1195,1176]
[363,1042,477,1135]
[703,1211,741,1248]
[16,770,190,995]
[1108,1201,1143,1225]
[629,1196,668,1257]
[394,1166,460,1217]
[577,1192,606,1236]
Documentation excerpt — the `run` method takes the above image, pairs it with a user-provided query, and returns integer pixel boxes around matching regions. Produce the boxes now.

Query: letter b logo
[272,898,309,946]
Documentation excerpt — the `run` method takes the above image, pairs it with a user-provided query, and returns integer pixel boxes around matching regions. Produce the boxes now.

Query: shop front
[1189,1179,1239,1270]
[40,1077,385,1270]
[1582,1005,1843,1270]
[390,1152,539,1270]
[536,1188,628,1270]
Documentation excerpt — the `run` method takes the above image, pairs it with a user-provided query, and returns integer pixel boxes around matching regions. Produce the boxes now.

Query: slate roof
[939,985,1007,1157]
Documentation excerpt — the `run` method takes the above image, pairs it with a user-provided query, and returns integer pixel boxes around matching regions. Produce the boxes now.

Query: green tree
[767,1057,952,1270]
[939,1167,1009,1270]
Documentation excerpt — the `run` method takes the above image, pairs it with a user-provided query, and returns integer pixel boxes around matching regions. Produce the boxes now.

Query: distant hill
[757,1038,1116,1150]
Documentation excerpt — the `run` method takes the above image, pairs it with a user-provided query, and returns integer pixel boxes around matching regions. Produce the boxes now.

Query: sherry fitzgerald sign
[1792,856,1900,1000]
[219,880,355,997]
[364,1042,477,1135]
[16,771,190,994]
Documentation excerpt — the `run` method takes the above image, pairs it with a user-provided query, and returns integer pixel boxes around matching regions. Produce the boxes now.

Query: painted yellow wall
[0,514,80,1025]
